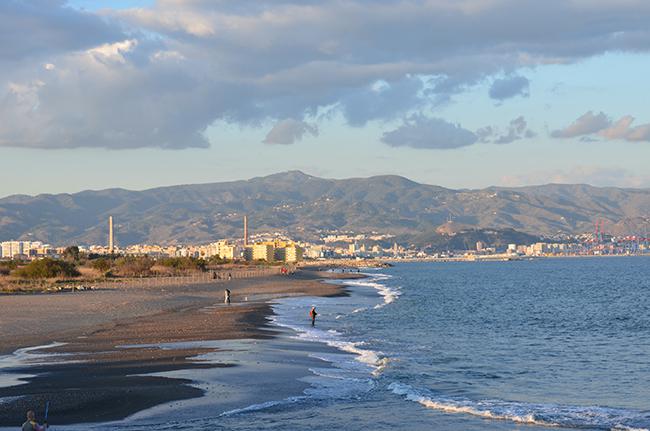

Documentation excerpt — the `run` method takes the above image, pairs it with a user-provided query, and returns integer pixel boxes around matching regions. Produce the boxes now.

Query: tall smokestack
[108,215,114,254]
[244,215,248,246]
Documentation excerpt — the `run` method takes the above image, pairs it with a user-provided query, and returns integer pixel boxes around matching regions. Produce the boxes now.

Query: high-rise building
[1,241,23,259]
[207,240,237,260]
[245,243,274,262]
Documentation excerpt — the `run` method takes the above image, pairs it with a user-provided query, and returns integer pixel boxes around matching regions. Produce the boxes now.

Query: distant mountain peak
[257,170,317,182]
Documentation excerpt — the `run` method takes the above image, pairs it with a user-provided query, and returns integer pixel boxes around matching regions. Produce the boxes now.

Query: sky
[2,0,650,197]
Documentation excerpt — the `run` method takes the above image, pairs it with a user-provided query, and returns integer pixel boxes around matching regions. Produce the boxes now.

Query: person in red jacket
[309,306,318,326]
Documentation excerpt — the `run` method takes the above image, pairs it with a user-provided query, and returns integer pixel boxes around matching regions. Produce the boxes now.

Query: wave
[389,382,650,431]
[342,273,400,309]
[220,396,306,417]
[271,315,388,377]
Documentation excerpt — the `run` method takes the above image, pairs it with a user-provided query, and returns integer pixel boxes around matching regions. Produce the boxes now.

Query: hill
[1,171,649,246]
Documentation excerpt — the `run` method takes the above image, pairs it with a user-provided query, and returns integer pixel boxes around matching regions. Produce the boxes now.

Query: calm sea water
[60,258,650,430]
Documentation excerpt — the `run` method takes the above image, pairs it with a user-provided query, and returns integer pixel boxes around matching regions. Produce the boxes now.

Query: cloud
[381,116,478,150]
[4,1,650,148]
[0,0,125,62]
[551,111,611,138]
[263,119,318,145]
[488,76,530,101]
[552,111,650,142]
[477,116,536,144]
[501,166,650,188]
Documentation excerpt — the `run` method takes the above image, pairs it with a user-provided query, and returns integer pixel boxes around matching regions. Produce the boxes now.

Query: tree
[14,258,80,279]
[63,246,80,261]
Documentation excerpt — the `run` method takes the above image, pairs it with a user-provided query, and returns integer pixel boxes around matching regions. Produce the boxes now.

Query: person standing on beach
[309,306,318,326]
[22,410,47,431]
[224,288,231,304]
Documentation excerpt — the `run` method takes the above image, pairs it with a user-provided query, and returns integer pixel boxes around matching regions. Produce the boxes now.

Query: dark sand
[0,270,353,426]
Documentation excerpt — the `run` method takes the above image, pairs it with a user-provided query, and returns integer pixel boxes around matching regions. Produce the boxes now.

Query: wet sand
[0,270,352,426]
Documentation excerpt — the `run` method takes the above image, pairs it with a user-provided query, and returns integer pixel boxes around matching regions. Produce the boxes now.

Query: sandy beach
[0,270,357,426]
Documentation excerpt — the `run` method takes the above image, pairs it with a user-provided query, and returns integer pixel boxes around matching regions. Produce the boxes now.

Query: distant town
[2,215,649,263]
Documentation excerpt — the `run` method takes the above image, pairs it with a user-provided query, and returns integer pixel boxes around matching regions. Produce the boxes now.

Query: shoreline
[0,269,362,427]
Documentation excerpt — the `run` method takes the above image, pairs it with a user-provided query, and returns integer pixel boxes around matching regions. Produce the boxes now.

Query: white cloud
[87,39,138,64]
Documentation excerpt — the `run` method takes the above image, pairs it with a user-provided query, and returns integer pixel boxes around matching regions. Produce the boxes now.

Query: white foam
[219,396,305,416]
[343,274,400,309]
[271,310,388,376]
[389,382,650,431]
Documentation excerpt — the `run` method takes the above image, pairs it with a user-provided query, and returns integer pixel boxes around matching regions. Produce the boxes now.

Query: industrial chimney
[244,215,249,246]
[108,215,114,254]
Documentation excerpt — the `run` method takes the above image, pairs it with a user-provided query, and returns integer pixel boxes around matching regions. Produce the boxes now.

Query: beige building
[1,241,22,258]
[207,241,237,260]
[275,244,304,263]
[245,243,275,262]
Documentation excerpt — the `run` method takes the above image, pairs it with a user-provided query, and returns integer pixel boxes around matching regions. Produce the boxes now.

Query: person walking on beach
[309,306,318,327]
[22,410,47,431]
[224,288,231,304]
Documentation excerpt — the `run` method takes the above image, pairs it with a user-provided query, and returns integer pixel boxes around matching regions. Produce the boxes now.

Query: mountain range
[1,171,649,247]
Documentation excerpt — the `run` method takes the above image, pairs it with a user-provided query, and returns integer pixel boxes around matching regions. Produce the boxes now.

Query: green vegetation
[63,245,81,261]
[90,257,112,273]
[158,256,206,272]
[0,260,18,276]
[205,255,231,265]
[13,258,80,279]
[111,256,155,277]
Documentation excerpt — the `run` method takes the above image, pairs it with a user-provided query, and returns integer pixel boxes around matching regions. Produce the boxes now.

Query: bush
[158,257,206,272]
[14,258,80,279]
[90,257,112,273]
[112,256,154,277]
[0,260,18,275]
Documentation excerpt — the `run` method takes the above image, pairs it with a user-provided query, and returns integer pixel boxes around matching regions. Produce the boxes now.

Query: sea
[6,257,650,430]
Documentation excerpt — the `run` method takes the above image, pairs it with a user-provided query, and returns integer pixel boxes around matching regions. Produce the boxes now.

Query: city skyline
[2,1,650,196]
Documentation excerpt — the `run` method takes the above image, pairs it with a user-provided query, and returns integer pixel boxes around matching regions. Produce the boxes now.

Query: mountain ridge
[1,171,649,246]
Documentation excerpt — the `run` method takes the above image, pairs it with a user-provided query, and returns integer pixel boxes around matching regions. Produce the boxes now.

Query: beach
[0,270,355,427]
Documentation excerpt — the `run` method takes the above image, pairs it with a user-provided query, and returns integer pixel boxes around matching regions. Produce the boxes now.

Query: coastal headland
[0,269,362,426]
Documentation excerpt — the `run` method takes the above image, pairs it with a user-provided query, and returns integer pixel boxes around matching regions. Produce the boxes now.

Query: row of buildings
[80,239,303,263]
[1,241,54,259]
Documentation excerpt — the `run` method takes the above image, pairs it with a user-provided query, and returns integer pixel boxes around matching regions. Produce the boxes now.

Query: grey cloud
[478,116,536,144]
[0,0,125,62]
[4,1,650,149]
[340,76,424,127]
[551,111,611,138]
[381,116,478,150]
[263,119,318,145]
[552,111,650,142]
[489,76,530,101]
